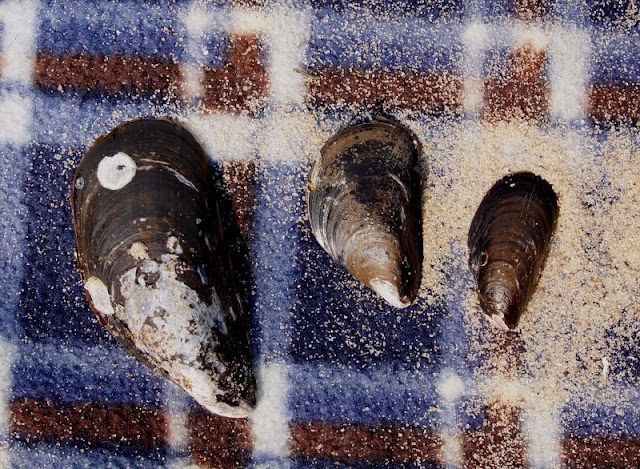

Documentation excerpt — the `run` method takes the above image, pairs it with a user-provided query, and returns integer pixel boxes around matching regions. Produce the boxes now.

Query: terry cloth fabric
[2,0,640,467]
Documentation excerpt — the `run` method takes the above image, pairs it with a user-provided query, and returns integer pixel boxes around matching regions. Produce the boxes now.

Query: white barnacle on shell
[97,152,137,190]
[129,241,149,260]
[166,235,183,254]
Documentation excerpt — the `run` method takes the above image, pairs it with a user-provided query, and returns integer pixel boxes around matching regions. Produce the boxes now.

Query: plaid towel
[1,0,640,467]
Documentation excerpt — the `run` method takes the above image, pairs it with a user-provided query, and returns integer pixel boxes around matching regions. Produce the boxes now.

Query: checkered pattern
[1,0,640,467]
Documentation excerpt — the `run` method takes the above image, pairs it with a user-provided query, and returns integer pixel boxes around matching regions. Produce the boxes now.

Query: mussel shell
[71,118,255,417]
[307,118,422,308]
[468,172,559,330]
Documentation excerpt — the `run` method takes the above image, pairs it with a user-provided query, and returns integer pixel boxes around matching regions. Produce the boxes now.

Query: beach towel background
[1,0,640,467]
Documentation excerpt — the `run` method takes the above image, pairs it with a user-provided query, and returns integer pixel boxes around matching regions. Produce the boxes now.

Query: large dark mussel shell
[306,118,422,308]
[71,118,255,417]
[468,172,559,330]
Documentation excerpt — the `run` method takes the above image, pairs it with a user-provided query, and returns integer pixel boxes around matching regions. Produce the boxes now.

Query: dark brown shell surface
[306,119,422,308]
[71,118,255,418]
[468,172,559,331]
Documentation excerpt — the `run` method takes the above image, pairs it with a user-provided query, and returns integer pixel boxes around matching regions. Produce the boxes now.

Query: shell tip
[370,279,411,308]
[487,313,514,331]
[204,400,253,419]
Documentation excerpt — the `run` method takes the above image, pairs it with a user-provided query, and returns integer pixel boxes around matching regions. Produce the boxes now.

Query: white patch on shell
[175,364,249,418]
[166,236,183,254]
[197,264,208,285]
[369,278,409,308]
[129,241,149,260]
[97,152,137,190]
[140,259,159,274]
[307,159,321,190]
[170,169,197,191]
[117,257,243,417]
[84,276,115,316]
[363,246,389,262]
[387,172,409,200]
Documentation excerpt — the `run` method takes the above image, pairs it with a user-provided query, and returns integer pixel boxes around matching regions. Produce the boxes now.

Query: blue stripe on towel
[437,246,479,373]
[38,0,236,67]
[38,0,188,59]
[587,0,640,27]
[562,387,640,436]
[31,90,186,149]
[591,32,640,82]
[307,1,464,20]
[289,362,440,427]
[12,340,164,405]
[18,142,103,341]
[0,143,29,340]
[249,162,306,361]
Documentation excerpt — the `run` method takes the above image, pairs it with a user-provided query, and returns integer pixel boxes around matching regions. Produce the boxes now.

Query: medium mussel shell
[307,118,422,308]
[71,118,255,417]
[468,172,559,330]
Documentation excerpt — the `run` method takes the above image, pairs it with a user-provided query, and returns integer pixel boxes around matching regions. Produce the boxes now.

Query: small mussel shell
[468,172,559,330]
[71,118,255,417]
[307,118,422,308]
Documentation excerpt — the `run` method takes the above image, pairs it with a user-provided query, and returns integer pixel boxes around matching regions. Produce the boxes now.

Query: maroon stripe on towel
[291,421,442,465]
[463,334,528,468]
[32,34,269,115]
[463,399,528,468]
[202,34,269,115]
[9,398,167,450]
[11,398,640,467]
[588,83,640,124]
[563,435,640,468]
[221,160,258,244]
[483,44,549,122]
[34,52,182,94]
[187,409,251,468]
[305,67,463,113]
